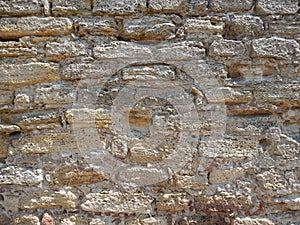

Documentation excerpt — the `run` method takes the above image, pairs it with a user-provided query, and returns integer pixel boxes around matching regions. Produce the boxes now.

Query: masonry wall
[0,0,299,224]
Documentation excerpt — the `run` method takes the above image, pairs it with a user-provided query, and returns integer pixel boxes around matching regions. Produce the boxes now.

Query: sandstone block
[0,124,21,134]
[256,0,299,15]
[14,215,40,225]
[0,63,59,85]
[220,87,252,104]
[52,0,92,15]
[251,37,299,59]
[0,0,41,16]
[210,0,253,12]
[209,39,245,57]
[174,174,208,189]
[156,193,189,211]
[0,41,37,57]
[226,15,264,38]
[0,16,73,39]
[148,0,188,14]
[0,166,43,185]
[81,192,152,213]
[20,190,78,209]
[76,17,118,36]
[233,217,275,225]
[93,0,146,15]
[122,16,176,41]
[209,167,245,184]
[46,41,86,62]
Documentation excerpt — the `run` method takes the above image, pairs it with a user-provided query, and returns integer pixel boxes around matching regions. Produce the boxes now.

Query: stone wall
[0,0,299,224]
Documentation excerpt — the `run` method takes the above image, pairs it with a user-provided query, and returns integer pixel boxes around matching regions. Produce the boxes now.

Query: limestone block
[46,41,86,62]
[14,215,40,225]
[52,0,92,15]
[184,18,224,38]
[0,17,73,39]
[233,217,275,225]
[76,17,118,36]
[174,174,208,189]
[81,192,152,213]
[210,0,253,12]
[0,63,59,85]
[0,0,41,16]
[126,217,167,225]
[156,193,189,211]
[148,0,188,14]
[122,16,176,41]
[20,190,78,209]
[0,41,37,57]
[209,167,245,184]
[209,39,245,57]
[251,37,299,59]
[0,124,21,134]
[0,166,43,185]
[256,0,299,15]
[93,0,147,15]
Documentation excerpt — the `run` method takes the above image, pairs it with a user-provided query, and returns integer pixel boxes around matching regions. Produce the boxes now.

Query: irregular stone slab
[52,0,92,15]
[0,124,21,134]
[0,166,43,186]
[93,0,147,15]
[20,190,78,209]
[256,0,299,15]
[148,0,188,14]
[233,217,275,225]
[0,16,73,39]
[76,17,118,36]
[156,193,189,211]
[226,15,264,38]
[0,41,37,57]
[209,39,245,57]
[251,37,299,59]
[122,16,176,41]
[0,63,59,85]
[174,174,208,190]
[0,0,42,16]
[46,41,87,62]
[209,167,245,184]
[81,192,152,213]
[14,215,40,225]
[210,0,253,12]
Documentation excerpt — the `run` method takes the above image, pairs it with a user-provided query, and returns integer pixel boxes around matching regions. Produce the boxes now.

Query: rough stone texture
[0,0,299,224]
[0,17,73,39]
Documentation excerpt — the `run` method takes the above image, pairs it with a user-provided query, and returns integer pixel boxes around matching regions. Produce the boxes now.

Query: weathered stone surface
[233,217,275,225]
[209,39,245,57]
[46,41,86,62]
[0,0,41,16]
[209,167,245,184]
[14,214,40,225]
[210,0,253,12]
[93,0,147,15]
[156,193,189,211]
[20,190,78,209]
[251,37,299,59]
[76,17,118,36]
[226,15,264,38]
[256,169,288,191]
[174,174,208,189]
[0,63,59,85]
[126,217,167,225]
[268,15,300,39]
[0,41,37,57]
[0,211,12,225]
[122,16,176,41]
[0,166,43,185]
[52,166,108,185]
[81,192,152,213]
[0,17,73,39]
[220,87,252,104]
[52,0,92,15]
[0,136,8,159]
[41,213,55,225]
[256,0,299,15]
[148,0,188,14]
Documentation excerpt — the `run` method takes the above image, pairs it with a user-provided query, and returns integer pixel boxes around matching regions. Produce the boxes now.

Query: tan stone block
[148,0,188,14]
[209,167,245,184]
[76,17,118,36]
[209,39,245,57]
[210,0,253,12]
[52,0,92,15]
[14,214,40,225]
[156,193,189,211]
[0,0,42,16]
[0,41,37,57]
[93,0,147,15]
[0,166,43,185]
[233,217,275,225]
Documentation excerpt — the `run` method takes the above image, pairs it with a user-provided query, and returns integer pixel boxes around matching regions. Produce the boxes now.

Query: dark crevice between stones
[0,37,20,42]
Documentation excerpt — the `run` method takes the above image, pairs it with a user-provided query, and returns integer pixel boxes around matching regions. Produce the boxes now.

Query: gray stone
[0,166,43,185]
[0,0,42,16]
[210,0,253,12]
[0,41,37,57]
[148,0,188,14]
[233,217,275,225]
[93,0,147,15]
[209,39,245,57]
[256,0,299,15]
[52,0,92,15]
[76,17,118,36]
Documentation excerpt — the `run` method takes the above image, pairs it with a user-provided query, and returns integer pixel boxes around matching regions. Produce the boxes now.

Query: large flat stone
[0,0,42,16]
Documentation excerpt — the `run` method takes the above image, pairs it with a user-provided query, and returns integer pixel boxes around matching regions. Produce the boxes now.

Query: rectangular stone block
[0,63,59,85]
[174,174,208,190]
[251,37,299,59]
[269,15,300,39]
[0,41,37,57]
[209,167,245,184]
[233,217,275,225]
[210,0,253,12]
[76,17,118,36]
[122,16,176,41]
[148,0,188,14]
[81,192,152,213]
[0,166,43,186]
[20,190,78,209]
[0,0,42,16]
[156,193,189,211]
[209,39,245,57]
[256,0,298,15]
[93,0,147,15]
[46,41,87,62]
[0,16,73,39]
[52,0,92,15]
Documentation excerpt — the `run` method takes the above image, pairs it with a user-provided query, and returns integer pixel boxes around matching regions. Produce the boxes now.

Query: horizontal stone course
[0,0,42,16]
